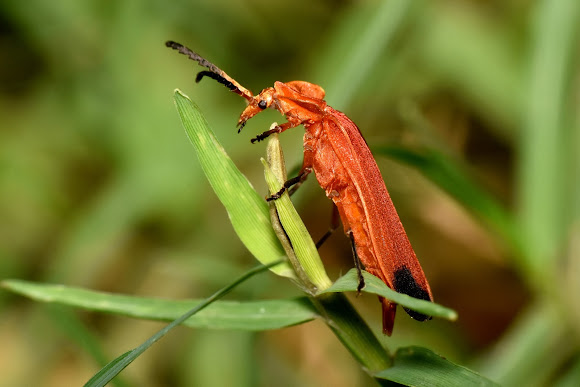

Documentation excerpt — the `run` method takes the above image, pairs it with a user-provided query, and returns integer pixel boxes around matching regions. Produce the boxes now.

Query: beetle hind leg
[315,204,340,249]
[347,230,365,293]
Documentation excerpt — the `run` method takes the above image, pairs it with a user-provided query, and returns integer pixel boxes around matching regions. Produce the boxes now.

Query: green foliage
[1,0,579,385]
[2,93,472,385]
[1,279,316,331]
[82,261,283,387]
[375,346,499,387]
[323,269,457,321]
[261,135,333,292]
[173,90,294,278]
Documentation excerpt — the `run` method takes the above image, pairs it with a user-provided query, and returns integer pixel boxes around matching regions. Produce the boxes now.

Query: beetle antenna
[196,71,237,92]
[165,41,254,101]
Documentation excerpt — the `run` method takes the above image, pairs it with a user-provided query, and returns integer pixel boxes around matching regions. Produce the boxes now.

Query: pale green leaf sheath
[262,133,333,292]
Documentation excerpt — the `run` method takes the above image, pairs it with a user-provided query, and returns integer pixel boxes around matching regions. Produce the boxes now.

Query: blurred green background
[1,0,579,386]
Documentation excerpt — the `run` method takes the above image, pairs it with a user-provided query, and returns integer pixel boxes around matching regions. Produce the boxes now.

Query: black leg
[266,168,311,201]
[316,204,340,249]
[347,231,365,293]
[251,126,282,143]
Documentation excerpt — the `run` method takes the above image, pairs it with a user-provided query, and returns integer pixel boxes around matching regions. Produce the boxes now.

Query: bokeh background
[1,0,579,386]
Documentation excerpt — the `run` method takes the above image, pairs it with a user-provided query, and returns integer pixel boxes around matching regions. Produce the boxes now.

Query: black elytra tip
[393,266,432,321]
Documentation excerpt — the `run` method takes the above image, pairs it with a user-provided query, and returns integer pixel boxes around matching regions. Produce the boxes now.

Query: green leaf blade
[84,351,132,387]
[173,89,293,278]
[82,261,284,386]
[2,280,317,331]
[375,346,499,387]
[321,269,457,321]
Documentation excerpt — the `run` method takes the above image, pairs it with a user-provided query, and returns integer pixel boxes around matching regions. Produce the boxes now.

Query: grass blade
[82,260,283,387]
[375,346,499,386]
[322,269,457,321]
[1,279,316,331]
[518,0,580,276]
[173,89,293,278]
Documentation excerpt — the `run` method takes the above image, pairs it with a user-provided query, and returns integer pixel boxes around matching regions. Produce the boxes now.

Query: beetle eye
[258,100,268,109]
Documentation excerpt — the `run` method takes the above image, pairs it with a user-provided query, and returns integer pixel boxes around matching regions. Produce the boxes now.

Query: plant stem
[311,293,392,373]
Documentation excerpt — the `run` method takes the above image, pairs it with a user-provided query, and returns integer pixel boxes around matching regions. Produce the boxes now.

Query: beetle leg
[285,167,311,197]
[251,121,297,143]
[284,142,315,197]
[267,143,314,201]
[266,167,312,201]
[315,204,340,248]
[346,230,365,293]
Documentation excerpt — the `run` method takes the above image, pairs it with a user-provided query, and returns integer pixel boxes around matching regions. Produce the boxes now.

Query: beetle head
[237,87,276,132]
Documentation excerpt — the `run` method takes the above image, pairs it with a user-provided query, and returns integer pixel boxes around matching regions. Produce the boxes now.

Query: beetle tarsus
[266,187,286,201]
[251,132,270,143]
[266,172,308,201]
[251,126,283,143]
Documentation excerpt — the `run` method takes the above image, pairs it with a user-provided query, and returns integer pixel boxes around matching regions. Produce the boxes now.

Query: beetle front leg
[266,167,312,201]
[251,121,299,143]
[267,145,314,201]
